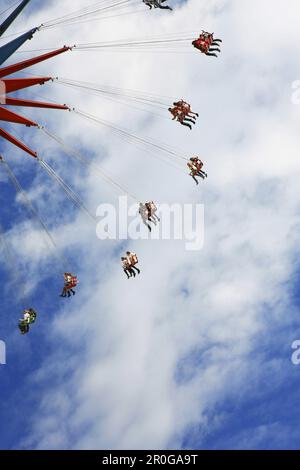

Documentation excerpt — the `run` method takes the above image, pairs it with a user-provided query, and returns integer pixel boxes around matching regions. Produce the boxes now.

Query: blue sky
[1,0,300,450]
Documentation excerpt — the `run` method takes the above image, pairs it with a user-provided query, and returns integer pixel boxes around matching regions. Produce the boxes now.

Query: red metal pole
[0,106,38,126]
[0,127,37,158]
[1,77,52,93]
[0,46,71,78]
[4,98,69,110]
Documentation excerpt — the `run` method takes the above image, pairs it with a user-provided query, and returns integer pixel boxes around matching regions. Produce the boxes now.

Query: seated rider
[61,273,77,298]
[173,100,199,120]
[139,202,152,232]
[126,251,140,275]
[188,158,207,185]
[192,31,222,57]
[192,36,209,53]
[122,257,136,279]
[18,308,37,335]
[169,106,180,120]
[30,308,37,323]
[168,107,196,130]
[173,99,188,110]
[145,201,160,223]
[201,30,222,45]
[18,319,30,335]
[143,0,173,10]
[201,31,214,45]
[190,157,202,171]
[23,310,31,324]
[24,308,37,324]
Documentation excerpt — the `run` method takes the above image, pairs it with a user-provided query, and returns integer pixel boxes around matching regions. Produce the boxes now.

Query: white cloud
[3,0,300,450]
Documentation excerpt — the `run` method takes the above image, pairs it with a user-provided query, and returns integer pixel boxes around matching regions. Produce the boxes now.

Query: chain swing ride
[0,0,222,334]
